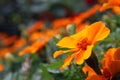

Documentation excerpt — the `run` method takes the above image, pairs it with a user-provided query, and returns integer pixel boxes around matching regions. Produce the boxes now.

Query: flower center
[77,38,91,50]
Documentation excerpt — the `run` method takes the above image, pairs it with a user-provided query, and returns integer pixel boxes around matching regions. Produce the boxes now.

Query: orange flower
[82,65,106,80]
[28,29,59,43]
[52,4,100,30]
[112,6,120,14]
[83,48,120,80]
[0,64,4,72]
[19,40,46,56]
[100,0,120,14]
[53,21,110,70]
[82,65,97,77]
[11,37,26,51]
[0,37,26,59]
[28,32,46,43]
[19,29,59,56]
[102,48,120,78]
[52,18,72,29]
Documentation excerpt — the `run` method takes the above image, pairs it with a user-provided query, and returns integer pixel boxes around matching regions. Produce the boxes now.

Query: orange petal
[109,0,120,5]
[87,21,110,44]
[83,45,93,59]
[53,49,77,58]
[75,50,85,65]
[30,40,46,53]
[53,50,64,58]
[52,18,72,29]
[60,52,78,70]
[18,47,31,56]
[114,48,120,60]
[56,37,76,48]
[109,61,120,77]
[82,65,96,77]
[102,48,116,68]
[100,3,111,12]
[113,6,120,14]
[71,26,88,40]
[76,45,93,65]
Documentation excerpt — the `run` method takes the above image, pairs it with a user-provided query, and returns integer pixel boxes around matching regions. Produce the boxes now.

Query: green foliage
[41,65,54,80]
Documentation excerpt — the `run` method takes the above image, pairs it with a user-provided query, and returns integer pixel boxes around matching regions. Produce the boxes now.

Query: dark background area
[0,0,98,36]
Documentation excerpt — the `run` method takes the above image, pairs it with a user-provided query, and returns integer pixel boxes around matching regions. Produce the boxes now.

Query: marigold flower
[28,29,59,43]
[19,29,59,56]
[0,37,26,59]
[102,48,120,78]
[53,21,110,70]
[19,35,48,56]
[18,40,46,56]
[83,47,120,80]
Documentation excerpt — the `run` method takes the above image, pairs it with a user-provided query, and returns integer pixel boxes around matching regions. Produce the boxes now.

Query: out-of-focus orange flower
[28,32,45,43]
[102,48,120,78]
[0,64,4,72]
[27,21,45,35]
[11,38,26,51]
[52,4,100,30]
[83,48,120,80]
[0,37,26,59]
[53,21,110,70]
[19,40,46,56]
[19,29,59,56]
[100,0,120,14]
[28,29,59,43]
[52,18,72,29]
[112,6,120,14]
[74,4,101,27]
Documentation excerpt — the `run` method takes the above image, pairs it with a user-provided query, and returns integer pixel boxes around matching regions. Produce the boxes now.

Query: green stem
[85,51,102,75]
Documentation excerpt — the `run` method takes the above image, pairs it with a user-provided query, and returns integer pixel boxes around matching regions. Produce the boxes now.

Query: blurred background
[2,0,120,80]
[0,0,98,36]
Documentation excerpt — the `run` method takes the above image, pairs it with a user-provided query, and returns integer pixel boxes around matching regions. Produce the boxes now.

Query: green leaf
[47,60,63,70]
[41,65,54,80]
